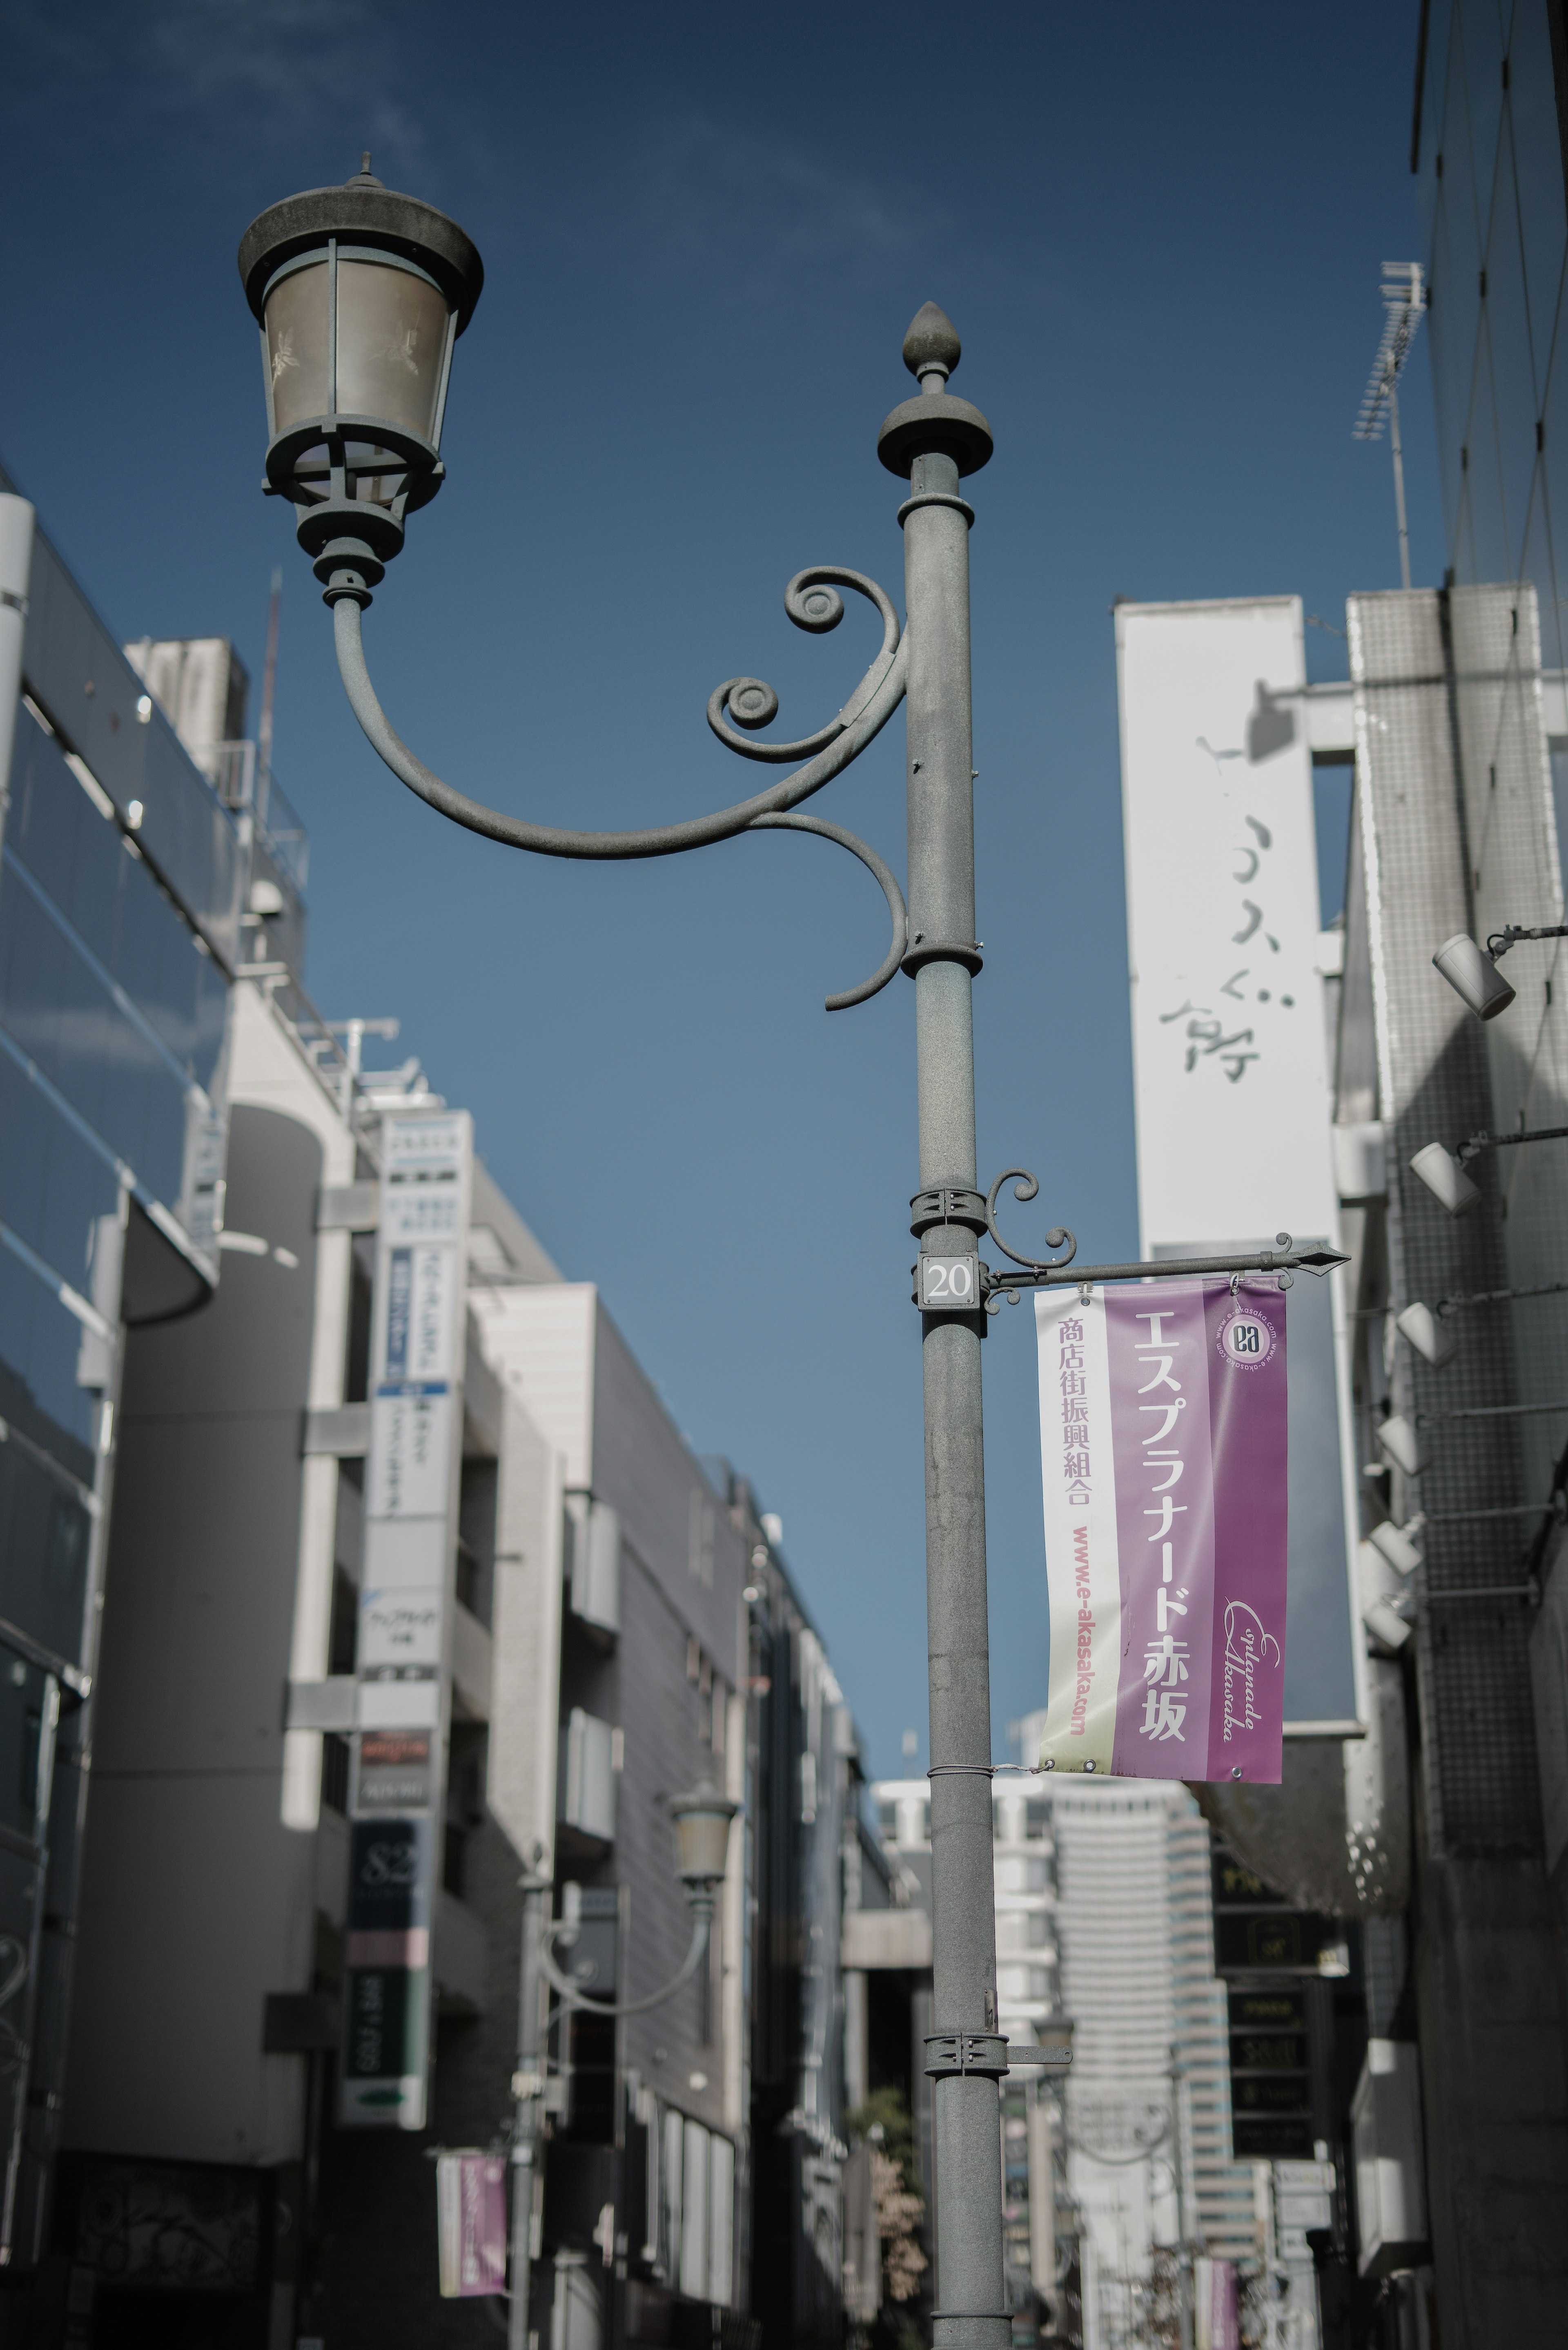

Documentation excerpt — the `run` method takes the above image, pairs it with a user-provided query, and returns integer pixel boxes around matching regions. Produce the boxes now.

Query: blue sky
[0,0,1441,1775]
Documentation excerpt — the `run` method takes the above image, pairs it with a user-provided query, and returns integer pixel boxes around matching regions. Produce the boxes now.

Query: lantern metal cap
[238,157,485,332]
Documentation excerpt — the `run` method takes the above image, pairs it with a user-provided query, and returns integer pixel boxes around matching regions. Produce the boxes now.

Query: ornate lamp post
[539,1777,740,2016]
[240,160,1339,2348]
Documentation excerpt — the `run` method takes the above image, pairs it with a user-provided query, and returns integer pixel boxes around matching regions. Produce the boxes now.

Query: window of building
[321,1734,350,1816]
[327,1567,357,1677]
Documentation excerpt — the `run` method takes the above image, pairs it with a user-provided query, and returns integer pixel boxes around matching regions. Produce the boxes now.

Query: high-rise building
[870,1761,1274,2348]
[1031,1767,1264,2347]
[870,1774,1062,2335]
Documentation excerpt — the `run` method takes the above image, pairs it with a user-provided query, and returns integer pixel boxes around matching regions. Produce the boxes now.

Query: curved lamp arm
[539,1906,712,2018]
[330,569,908,865]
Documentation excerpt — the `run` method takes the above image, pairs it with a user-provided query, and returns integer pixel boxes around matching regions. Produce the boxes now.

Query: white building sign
[340,1109,470,2129]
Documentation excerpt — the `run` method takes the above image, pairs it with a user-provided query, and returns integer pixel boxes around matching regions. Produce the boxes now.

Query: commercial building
[1071,13,1568,2340]
[1107,567,1568,2335]
[1328,577,1568,2339]
[59,988,867,2350]
[0,547,876,2344]
[0,476,273,2308]
[1387,11,1568,2325]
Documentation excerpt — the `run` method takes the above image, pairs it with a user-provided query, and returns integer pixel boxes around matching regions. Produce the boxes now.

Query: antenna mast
[1354,261,1427,591]
[257,566,282,823]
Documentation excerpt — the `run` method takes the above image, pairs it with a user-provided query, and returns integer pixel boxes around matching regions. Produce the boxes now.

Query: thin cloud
[0,0,432,171]
[544,109,951,292]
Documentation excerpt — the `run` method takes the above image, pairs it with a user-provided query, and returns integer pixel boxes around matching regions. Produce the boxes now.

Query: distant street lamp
[239,159,1341,2350]
[540,1777,739,2015]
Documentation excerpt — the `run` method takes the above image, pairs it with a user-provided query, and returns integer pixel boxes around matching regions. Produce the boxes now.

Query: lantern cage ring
[266,416,445,587]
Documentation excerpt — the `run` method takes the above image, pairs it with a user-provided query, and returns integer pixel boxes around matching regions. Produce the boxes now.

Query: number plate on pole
[919,1254,980,1311]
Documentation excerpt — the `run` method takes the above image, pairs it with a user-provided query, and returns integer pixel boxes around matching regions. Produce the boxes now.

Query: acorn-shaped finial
[902,301,962,381]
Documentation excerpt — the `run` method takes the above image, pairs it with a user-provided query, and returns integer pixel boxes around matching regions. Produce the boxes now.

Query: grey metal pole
[1390,382,1412,593]
[899,334,1008,2350]
[510,1880,548,2350]
[1169,2049,1194,2350]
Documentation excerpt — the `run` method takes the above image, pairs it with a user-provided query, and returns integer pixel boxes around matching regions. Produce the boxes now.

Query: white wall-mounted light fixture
[1360,1541,1416,1654]
[1395,1302,1458,1369]
[1376,1416,1425,1477]
[1434,920,1568,1022]
[1409,1142,1481,1218]
[1432,933,1517,1020]
[1368,1516,1424,1576]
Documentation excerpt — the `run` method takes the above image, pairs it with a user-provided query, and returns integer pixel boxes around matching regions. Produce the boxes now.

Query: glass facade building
[0,463,243,2281]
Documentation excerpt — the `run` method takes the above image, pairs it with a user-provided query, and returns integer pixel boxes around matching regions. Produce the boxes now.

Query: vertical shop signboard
[339,1110,470,2127]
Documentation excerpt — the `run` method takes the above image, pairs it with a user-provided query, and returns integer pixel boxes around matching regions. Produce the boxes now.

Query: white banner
[1116,597,1334,1248]
[1037,1291,1120,1773]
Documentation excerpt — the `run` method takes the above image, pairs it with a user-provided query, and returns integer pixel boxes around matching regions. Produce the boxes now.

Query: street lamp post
[512,1782,740,2350]
[238,161,1340,2347]
[239,157,1014,2350]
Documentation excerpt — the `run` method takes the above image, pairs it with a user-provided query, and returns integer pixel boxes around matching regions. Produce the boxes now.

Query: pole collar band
[897,491,976,528]
[924,2030,1010,2080]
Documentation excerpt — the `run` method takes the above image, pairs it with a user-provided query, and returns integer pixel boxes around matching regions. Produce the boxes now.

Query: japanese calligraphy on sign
[1116,597,1337,1248]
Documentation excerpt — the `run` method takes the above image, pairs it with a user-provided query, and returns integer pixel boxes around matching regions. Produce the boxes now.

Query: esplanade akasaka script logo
[1221,1600,1281,1743]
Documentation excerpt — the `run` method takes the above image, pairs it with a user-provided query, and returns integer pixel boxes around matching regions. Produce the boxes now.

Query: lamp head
[238,158,483,597]
[1409,1141,1482,1218]
[1433,933,1516,1021]
[667,1779,740,1909]
[1395,1301,1459,1369]
[1376,1414,1426,1478]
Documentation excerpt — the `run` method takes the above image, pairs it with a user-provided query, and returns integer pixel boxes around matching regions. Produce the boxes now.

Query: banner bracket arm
[980,1233,1348,1306]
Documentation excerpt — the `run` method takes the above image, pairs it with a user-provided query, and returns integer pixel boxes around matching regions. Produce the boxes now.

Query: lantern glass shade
[265,263,330,433]
[668,1781,739,1886]
[263,253,453,448]
[336,259,450,440]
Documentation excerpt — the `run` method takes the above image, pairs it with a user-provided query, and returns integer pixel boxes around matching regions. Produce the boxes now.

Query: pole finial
[903,301,962,384]
[347,150,383,186]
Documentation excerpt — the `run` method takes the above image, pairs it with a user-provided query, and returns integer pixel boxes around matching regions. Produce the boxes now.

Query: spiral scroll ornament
[705,566,902,764]
[984,1170,1078,1274]
[332,559,908,869]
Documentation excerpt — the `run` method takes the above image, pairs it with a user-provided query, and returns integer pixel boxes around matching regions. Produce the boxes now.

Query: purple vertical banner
[1102,1280,1287,1784]
[437,2151,508,2297]
[1202,1281,1288,1781]
[1196,2256,1241,2350]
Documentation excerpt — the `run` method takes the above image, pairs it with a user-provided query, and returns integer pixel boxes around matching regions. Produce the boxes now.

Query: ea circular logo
[1218,1307,1276,1371]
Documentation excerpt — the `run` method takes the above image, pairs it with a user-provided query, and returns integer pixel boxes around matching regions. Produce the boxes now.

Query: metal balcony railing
[202,740,311,896]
